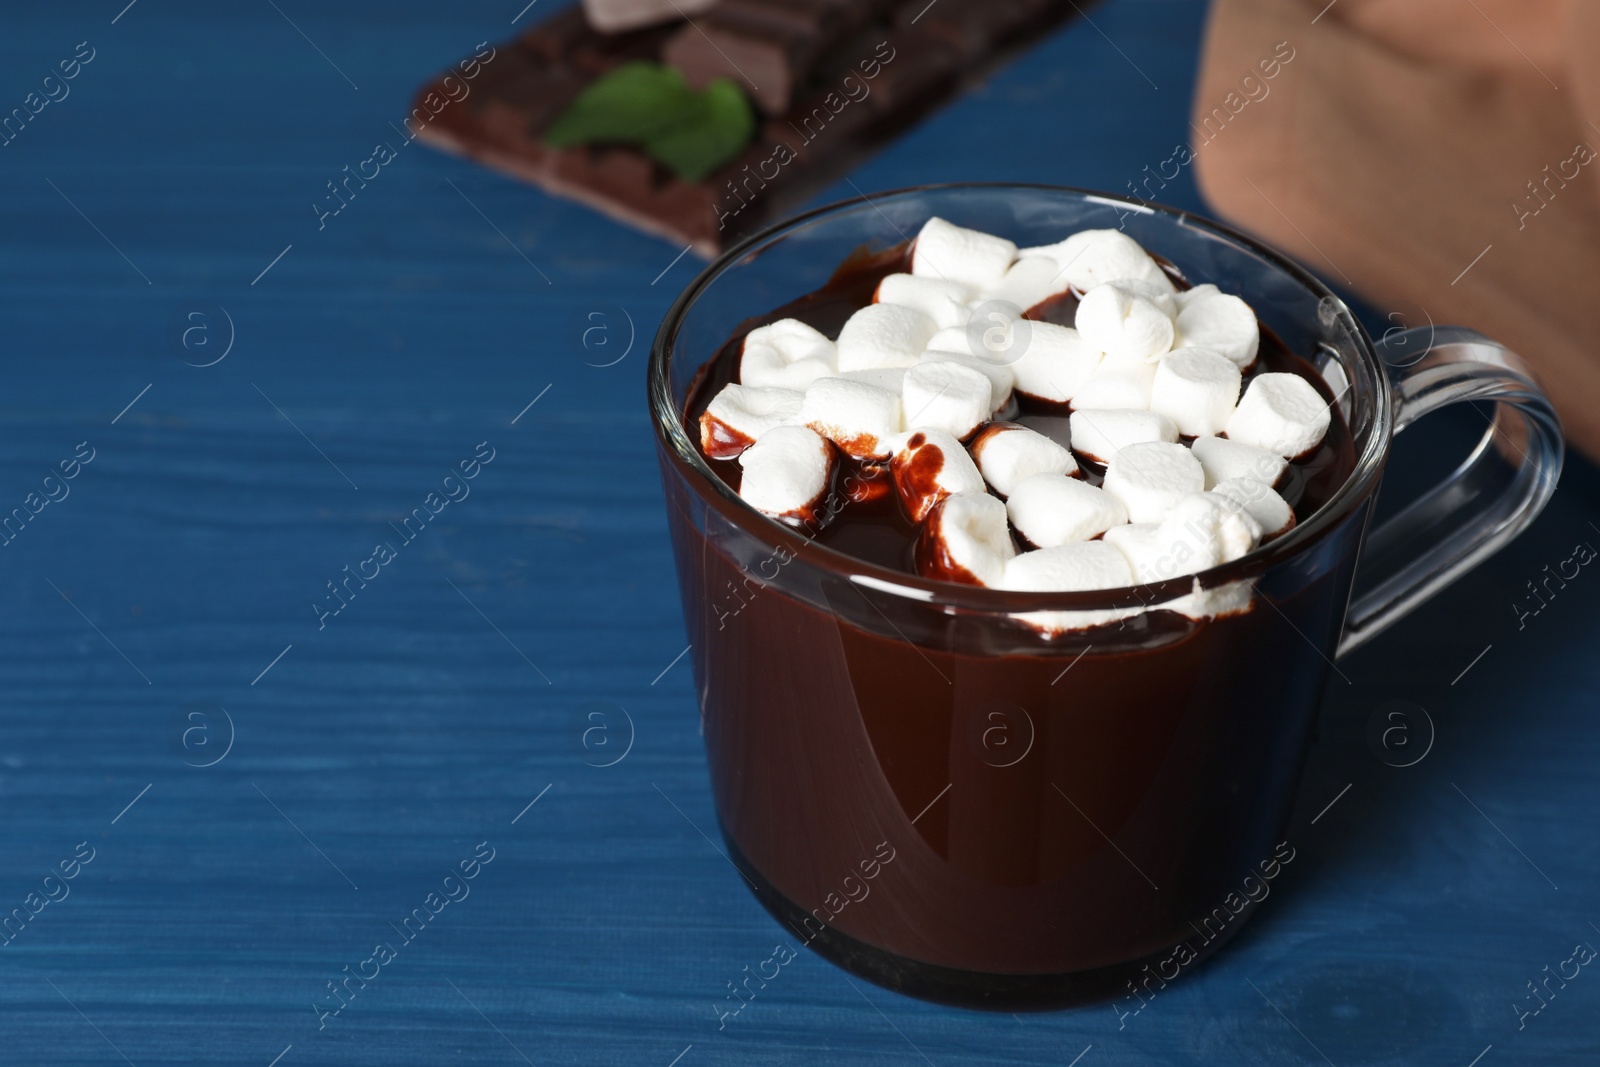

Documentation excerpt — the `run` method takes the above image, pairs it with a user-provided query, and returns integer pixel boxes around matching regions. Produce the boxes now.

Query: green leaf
[543,64,756,184]
[644,78,755,182]
[543,61,699,147]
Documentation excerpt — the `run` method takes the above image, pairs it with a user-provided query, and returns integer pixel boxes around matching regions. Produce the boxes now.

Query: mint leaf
[645,78,754,182]
[543,64,755,184]
[544,62,699,147]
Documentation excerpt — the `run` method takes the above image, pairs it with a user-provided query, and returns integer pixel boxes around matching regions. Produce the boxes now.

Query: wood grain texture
[0,1,1597,1064]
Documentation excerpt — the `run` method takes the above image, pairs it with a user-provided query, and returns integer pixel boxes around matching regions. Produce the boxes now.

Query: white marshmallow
[699,384,804,459]
[1019,229,1177,295]
[890,429,987,522]
[1102,523,1181,583]
[1225,372,1332,458]
[1074,281,1177,362]
[920,490,1015,586]
[1067,408,1178,465]
[835,303,939,373]
[1007,473,1128,547]
[928,310,1024,366]
[1010,322,1103,403]
[901,360,993,440]
[1101,441,1205,523]
[970,422,1078,497]
[1100,518,1260,614]
[740,318,838,390]
[1104,493,1259,582]
[875,273,974,330]
[737,425,833,520]
[919,350,1014,413]
[1070,354,1157,410]
[1166,578,1256,620]
[999,542,1141,634]
[1162,492,1263,563]
[1210,477,1295,539]
[979,255,1071,317]
[800,376,902,459]
[912,217,1017,290]
[1189,435,1287,489]
[838,367,907,395]
[927,325,973,354]
[1151,493,1262,619]
[1176,284,1260,369]
[1150,348,1241,436]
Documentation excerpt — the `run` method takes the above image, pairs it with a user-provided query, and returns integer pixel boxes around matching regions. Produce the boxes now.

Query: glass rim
[648,182,1392,612]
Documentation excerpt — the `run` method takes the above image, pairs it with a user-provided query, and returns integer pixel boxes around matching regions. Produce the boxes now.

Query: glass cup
[649,185,1562,1008]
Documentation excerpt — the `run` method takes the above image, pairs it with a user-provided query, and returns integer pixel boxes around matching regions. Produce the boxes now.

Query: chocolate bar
[411,0,1087,256]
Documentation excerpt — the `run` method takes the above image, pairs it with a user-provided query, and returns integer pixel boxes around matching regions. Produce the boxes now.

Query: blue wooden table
[3,1,1597,1063]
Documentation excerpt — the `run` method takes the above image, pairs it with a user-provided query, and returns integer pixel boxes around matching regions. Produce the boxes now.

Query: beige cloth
[1193,0,1600,458]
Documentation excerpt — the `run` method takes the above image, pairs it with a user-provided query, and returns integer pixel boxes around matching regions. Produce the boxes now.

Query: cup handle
[1336,326,1564,658]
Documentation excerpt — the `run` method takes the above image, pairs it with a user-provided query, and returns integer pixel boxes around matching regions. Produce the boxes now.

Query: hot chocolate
[657,218,1361,1005]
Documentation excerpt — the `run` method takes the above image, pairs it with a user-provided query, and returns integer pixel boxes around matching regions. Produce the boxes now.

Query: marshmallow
[1104,492,1260,582]
[876,273,974,330]
[1189,435,1287,489]
[901,360,993,439]
[1150,348,1241,436]
[737,425,834,520]
[970,422,1078,497]
[741,318,838,390]
[1067,408,1178,465]
[1163,492,1262,562]
[1009,322,1103,403]
[1176,284,1260,369]
[912,217,1017,291]
[1007,473,1128,547]
[1108,493,1262,619]
[1074,281,1178,361]
[919,350,1014,413]
[1166,578,1256,620]
[836,303,939,373]
[1070,354,1157,410]
[927,314,1022,366]
[1102,523,1181,583]
[980,255,1072,317]
[1019,229,1176,296]
[890,429,987,522]
[801,376,902,459]
[1225,372,1332,458]
[699,384,804,459]
[838,367,907,395]
[999,542,1141,634]
[1101,441,1205,523]
[1209,477,1295,540]
[919,490,1015,586]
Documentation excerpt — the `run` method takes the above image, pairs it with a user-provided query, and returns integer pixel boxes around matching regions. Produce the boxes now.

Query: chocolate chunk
[664,0,882,115]
[469,48,587,134]
[662,20,813,115]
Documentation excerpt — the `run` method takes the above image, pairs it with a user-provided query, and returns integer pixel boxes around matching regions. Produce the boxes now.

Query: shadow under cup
[650,187,1399,1008]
